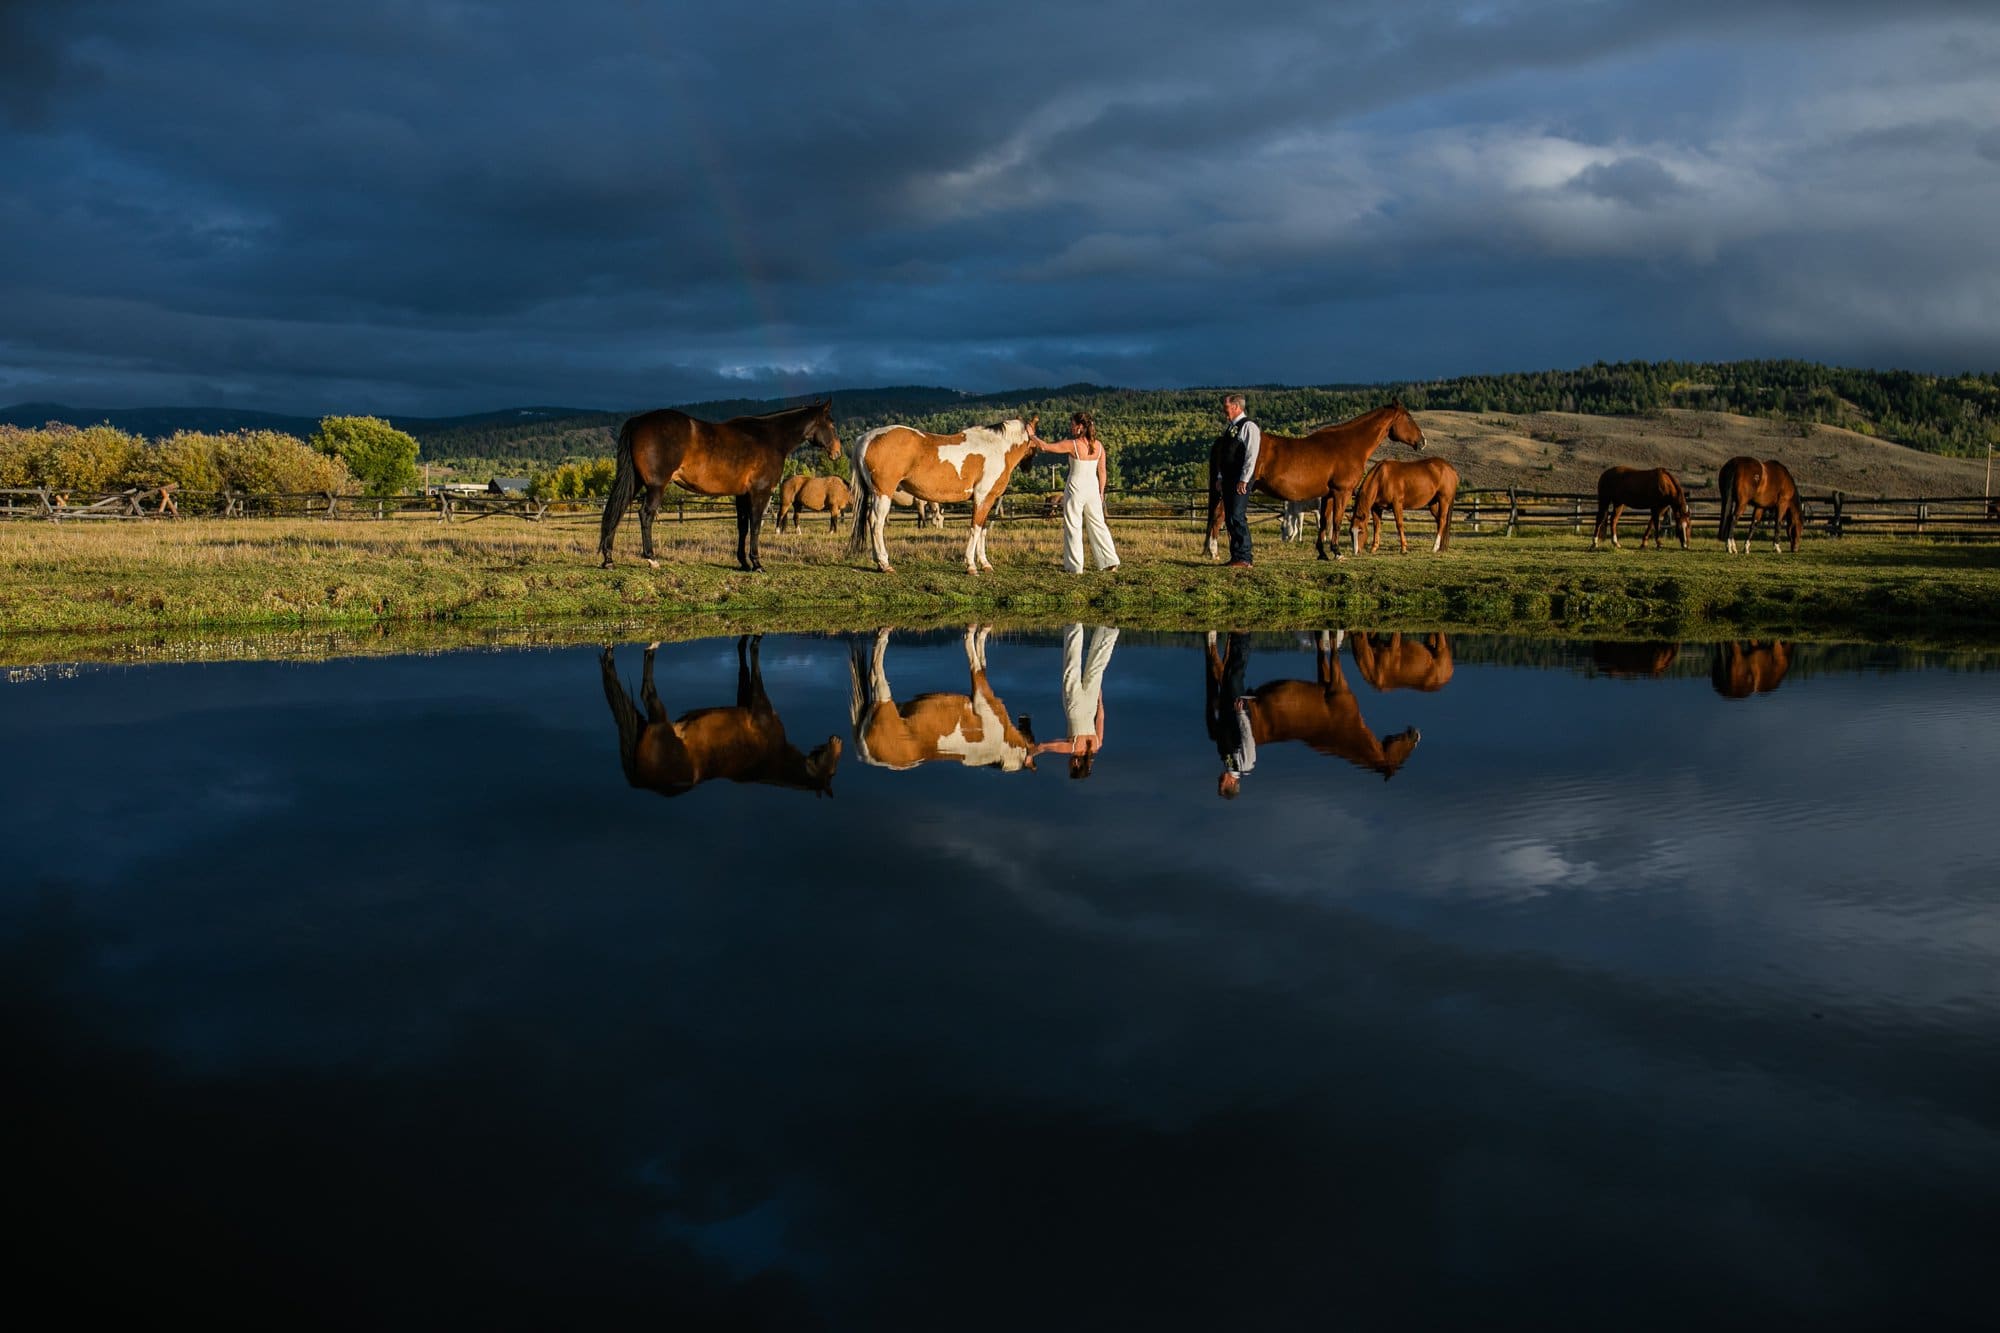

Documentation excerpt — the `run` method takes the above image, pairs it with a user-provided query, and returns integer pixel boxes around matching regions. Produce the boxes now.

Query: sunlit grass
[3,510,1998,657]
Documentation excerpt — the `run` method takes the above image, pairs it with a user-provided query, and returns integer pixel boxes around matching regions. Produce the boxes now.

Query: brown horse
[1590,641,1681,678]
[775,474,853,532]
[1209,630,1421,781]
[1351,458,1459,554]
[1711,641,1792,698]
[1205,401,1427,562]
[848,627,1038,772]
[1717,456,1803,553]
[1350,632,1454,691]
[847,418,1039,573]
[600,637,841,798]
[1593,466,1691,550]
[598,399,841,571]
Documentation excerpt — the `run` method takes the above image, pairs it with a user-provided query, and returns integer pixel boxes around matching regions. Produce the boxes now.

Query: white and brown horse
[848,418,1040,572]
[848,627,1038,773]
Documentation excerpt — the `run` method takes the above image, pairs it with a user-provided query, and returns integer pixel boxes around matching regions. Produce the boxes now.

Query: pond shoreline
[4,519,1998,665]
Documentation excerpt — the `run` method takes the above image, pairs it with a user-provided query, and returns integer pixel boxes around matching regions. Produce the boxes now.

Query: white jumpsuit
[1062,623,1119,740]
[1062,452,1119,573]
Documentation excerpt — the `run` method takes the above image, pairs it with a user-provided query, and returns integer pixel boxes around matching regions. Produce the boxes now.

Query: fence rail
[5,483,1999,538]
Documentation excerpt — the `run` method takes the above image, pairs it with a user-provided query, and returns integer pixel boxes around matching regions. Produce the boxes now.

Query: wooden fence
[6,483,1999,539]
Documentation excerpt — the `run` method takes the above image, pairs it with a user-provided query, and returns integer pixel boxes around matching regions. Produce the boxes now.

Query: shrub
[215,430,357,494]
[529,458,618,501]
[0,425,37,488]
[311,416,420,496]
[31,423,142,492]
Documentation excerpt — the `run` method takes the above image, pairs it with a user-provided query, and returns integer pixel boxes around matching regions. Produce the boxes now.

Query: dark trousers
[1224,486,1253,564]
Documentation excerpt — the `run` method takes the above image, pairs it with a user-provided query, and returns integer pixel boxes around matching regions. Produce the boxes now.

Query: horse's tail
[1716,460,1738,545]
[599,418,639,563]
[846,426,885,557]
[599,648,643,785]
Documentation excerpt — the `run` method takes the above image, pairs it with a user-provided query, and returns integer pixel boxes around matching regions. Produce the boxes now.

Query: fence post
[1506,486,1519,537]
[1572,496,1582,534]
[1916,499,1928,535]
[1831,491,1844,537]
[1470,493,1480,533]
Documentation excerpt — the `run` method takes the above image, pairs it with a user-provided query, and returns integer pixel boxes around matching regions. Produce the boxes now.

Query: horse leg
[870,493,895,573]
[1320,492,1342,561]
[639,485,665,566]
[1592,501,1608,550]
[1432,494,1450,553]
[749,489,775,571]
[1392,500,1409,554]
[641,643,667,723]
[731,495,754,571]
[736,634,754,707]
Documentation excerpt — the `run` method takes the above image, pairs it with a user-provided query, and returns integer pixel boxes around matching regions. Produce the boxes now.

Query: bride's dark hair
[1070,410,1097,441]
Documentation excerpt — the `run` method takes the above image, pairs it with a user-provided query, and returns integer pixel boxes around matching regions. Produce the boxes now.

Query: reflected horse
[599,399,841,571]
[1352,458,1459,554]
[848,418,1040,573]
[1205,401,1427,562]
[600,637,841,798]
[776,474,853,532]
[1350,632,1454,691]
[1592,466,1691,550]
[1590,641,1681,678]
[1711,641,1792,699]
[1717,456,1803,554]
[848,627,1039,772]
[1211,630,1422,780]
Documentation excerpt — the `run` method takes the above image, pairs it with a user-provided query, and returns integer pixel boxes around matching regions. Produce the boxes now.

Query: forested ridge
[9,360,1994,492]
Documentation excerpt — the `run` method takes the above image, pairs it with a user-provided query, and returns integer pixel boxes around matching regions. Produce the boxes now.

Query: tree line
[0,417,422,496]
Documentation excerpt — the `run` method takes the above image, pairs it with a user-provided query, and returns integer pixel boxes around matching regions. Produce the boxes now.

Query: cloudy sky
[3,0,1997,414]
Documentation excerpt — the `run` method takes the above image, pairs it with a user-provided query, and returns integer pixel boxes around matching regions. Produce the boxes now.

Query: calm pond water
[5,628,1998,1330]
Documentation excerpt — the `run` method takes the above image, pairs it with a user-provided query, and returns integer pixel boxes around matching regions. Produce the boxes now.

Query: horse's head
[1379,725,1421,779]
[1668,478,1693,548]
[802,735,843,797]
[806,398,842,459]
[1387,399,1426,451]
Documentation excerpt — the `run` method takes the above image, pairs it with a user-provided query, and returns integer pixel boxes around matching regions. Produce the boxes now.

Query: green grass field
[2,509,1997,665]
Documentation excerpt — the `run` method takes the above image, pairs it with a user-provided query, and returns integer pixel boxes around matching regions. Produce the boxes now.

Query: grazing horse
[1710,641,1792,699]
[600,637,841,798]
[1278,498,1317,543]
[1593,466,1691,551]
[598,399,841,571]
[891,488,945,527]
[1590,641,1681,678]
[1209,630,1422,780]
[1717,456,1803,554]
[1205,401,1427,562]
[847,418,1040,573]
[848,627,1038,772]
[1350,632,1454,691]
[1351,458,1459,554]
[776,474,853,532]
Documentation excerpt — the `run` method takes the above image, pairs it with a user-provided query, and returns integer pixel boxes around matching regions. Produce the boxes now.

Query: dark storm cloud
[1,0,1997,411]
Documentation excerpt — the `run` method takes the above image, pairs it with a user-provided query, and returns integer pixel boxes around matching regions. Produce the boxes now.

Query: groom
[1219,393,1262,569]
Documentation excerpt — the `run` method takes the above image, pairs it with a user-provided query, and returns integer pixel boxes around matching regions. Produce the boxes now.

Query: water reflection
[600,637,841,798]
[1591,640,1682,678]
[1711,641,1793,698]
[848,626,1039,772]
[1033,624,1118,779]
[1350,631,1455,691]
[1207,629,1422,795]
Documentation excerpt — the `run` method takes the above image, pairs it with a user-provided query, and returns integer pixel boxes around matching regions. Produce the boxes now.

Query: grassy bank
[2,513,1998,661]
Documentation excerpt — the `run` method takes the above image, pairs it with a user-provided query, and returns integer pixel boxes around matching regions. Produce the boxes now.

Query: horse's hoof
[600,558,614,570]
[645,558,660,570]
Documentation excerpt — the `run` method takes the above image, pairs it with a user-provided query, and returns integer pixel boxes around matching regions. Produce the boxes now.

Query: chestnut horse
[599,399,841,571]
[600,637,841,798]
[775,474,853,532]
[1351,458,1459,554]
[848,627,1038,772]
[1590,641,1681,678]
[1210,630,1421,780]
[1717,456,1803,554]
[847,418,1039,573]
[1350,632,1454,691]
[1592,466,1691,550]
[1205,401,1427,562]
[1710,641,1792,699]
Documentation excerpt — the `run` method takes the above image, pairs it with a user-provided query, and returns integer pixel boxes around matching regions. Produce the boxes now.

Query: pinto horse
[1205,401,1427,562]
[775,473,853,533]
[848,627,1038,772]
[1210,630,1421,780]
[1350,632,1454,691]
[598,399,841,571]
[1710,641,1792,699]
[600,637,841,798]
[847,418,1039,573]
[1351,458,1459,554]
[1592,466,1691,551]
[1717,456,1803,554]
